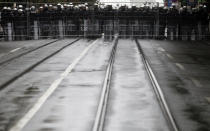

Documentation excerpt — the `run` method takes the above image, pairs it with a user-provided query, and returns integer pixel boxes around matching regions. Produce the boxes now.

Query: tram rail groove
[0,38,80,91]
[0,39,60,66]
[135,39,179,131]
[92,37,118,131]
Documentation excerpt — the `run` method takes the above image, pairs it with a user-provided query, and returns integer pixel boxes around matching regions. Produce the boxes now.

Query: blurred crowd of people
[0,2,209,40]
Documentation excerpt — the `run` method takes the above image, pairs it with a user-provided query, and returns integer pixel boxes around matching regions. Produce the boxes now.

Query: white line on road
[10,48,21,53]
[205,97,210,104]
[175,63,185,70]
[166,53,174,60]
[9,39,98,131]
[190,77,202,88]
[157,47,165,52]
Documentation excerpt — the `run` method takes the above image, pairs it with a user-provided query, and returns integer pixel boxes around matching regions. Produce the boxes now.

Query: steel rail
[92,37,118,131]
[135,39,179,131]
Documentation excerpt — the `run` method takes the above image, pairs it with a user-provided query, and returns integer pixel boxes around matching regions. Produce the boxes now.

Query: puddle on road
[43,116,61,124]
[162,74,190,95]
[170,83,190,95]
[58,96,65,99]
[184,104,210,131]
[0,84,41,130]
[12,84,40,105]
[12,96,33,105]
[39,127,57,131]
[24,86,40,95]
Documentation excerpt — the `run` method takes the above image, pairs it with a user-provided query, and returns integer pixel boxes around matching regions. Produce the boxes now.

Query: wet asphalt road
[0,39,55,58]
[1,38,210,131]
[0,39,91,130]
[0,39,76,90]
[22,39,114,131]
[0,38,171,131]
[139,40,210,131]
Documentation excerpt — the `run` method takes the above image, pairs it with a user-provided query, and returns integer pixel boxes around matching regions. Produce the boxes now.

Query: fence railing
[1,17,209,41]
[0,1,209,41]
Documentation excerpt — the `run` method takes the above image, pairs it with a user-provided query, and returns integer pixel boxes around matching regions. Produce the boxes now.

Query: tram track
[93,37,118,131]
[135,39,179,131]
[8,39,99,131]
[0,38,179,131]
[0,39,60,66]
[93,38,179,131]
[0,38,80,91]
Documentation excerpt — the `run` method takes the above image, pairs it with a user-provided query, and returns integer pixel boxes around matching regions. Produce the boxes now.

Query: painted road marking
[157,47,165,52]
[10,48,21,53]
[166,53,174,60]
[175,63,185,70]
[9,39,98,131]
[205,97,210,104]
[190,77,202,88]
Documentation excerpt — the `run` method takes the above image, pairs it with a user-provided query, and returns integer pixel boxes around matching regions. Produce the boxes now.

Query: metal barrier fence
[0,2,209,41]
[1,18,209,41]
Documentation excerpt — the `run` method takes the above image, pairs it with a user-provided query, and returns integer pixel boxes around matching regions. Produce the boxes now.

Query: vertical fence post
[27,0,30,40]
[176,25,179,40]
[191,29,195,41]
[198,22,202,40]
[209,20,210,36]
[34,21,38,40]
[164,26,167,39]
[109,20,111,41]
[84,19,88,38]
[7,22,12,41]
[59,20,63,38]
[135,19,138,38]
[156,10,159,39]
[170,30,173,40]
